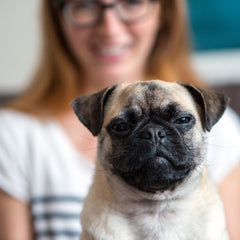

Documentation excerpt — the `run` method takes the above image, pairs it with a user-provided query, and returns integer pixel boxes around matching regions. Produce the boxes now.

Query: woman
[0,0,239,239]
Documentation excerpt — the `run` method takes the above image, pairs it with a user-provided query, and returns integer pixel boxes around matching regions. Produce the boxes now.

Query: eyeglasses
[57,0,158,28]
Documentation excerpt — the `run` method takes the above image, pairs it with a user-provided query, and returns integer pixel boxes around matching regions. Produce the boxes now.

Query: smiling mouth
[92,44,131,58]
[100,46,128,56]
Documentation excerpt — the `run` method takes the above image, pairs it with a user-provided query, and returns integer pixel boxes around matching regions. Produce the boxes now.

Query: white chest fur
[80,165,228,240]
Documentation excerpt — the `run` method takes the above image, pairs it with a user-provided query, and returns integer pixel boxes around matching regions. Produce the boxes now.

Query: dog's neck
[88,161,216,240]
[94,160,205,216]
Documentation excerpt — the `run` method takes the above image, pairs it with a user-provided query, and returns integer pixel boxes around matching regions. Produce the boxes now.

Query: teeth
[100,46,125,56]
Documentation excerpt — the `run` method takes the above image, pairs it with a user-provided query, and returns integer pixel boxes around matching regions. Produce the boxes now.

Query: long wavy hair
[7,0,201,116]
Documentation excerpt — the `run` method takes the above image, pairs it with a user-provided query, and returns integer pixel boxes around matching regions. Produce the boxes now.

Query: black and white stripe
[31,196,84,239]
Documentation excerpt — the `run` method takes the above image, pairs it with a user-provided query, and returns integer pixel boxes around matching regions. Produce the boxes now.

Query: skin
[219,164,240,240]
[61,0,161,93]
[0,0,240,239]
[0,189,33,240]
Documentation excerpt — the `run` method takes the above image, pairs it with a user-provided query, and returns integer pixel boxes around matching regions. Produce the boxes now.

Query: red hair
[7,0,201,116]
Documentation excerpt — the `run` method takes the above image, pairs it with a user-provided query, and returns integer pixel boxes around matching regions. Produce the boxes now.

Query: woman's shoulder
[0,108,62,158]
[0,108,58,137]
[221,107,240,126]
[0,108,30,119]
[0,108,42,131]
[0,109,37,142]
[210,107,240,138]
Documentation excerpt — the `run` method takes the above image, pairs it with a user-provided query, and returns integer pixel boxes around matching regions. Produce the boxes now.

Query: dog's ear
[181,83,229,131]
[71,85,117,136]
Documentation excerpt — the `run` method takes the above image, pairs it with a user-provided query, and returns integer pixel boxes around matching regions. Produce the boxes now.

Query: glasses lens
[64,0,99,27]
[63,0,156,27]
[117,0,153,22]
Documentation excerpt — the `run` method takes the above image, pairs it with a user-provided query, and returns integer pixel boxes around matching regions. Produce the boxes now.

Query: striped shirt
[0,110,94,239]
[31,196,84,239]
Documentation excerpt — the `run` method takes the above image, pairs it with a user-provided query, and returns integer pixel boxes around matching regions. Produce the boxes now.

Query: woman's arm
[218,164,240,240]
[0,189,34,240]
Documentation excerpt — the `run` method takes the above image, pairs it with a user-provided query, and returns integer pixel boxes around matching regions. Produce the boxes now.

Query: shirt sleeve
[207,107,240,184]
[0,111,31,202]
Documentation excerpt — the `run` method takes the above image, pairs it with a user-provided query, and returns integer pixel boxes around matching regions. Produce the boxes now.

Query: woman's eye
[72,0,96,10]
[112,122,129,132]
[121,0,144,7]
[127,0,143,5]
[175,116,191,124]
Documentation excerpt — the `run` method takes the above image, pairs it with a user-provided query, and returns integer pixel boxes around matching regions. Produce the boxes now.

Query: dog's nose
[140,126,166,143]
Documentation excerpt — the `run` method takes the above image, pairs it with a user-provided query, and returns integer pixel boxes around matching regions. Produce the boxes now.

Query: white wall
[192,49,240,86]
[0,0,41,94]
[0,1,239,95]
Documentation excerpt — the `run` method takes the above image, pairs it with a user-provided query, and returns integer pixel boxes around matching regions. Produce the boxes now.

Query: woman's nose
[96,8,126,36]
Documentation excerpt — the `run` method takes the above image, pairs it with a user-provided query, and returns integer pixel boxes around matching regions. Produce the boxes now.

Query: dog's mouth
[112,156,194,193]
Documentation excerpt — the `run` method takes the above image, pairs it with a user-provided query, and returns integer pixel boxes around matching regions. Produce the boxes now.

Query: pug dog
[71,80,229,240]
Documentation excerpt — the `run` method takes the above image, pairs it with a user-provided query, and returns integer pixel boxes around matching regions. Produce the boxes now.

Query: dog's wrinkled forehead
[71,80,228,136]
[104,81,196,124]
[123,82,167,107]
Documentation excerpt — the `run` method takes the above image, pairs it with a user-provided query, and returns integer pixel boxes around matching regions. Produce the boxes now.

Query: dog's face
[72,80,228,193]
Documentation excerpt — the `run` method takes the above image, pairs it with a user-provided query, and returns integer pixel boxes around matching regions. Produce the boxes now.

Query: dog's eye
[175,116,191,124]
[111,122,129,132]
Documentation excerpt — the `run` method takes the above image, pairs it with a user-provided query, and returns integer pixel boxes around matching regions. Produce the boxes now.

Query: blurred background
[0,0,239,113]
[187,0,240,114]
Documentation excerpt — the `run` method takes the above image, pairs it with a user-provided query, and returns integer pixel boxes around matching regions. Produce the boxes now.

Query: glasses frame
[56,0,158,28]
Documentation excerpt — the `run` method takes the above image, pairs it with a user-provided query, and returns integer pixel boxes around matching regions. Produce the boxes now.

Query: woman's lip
[91,45,131,62]
[100,46,127,56]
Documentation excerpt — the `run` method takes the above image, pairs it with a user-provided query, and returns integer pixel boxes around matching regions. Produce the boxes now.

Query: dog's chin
[113,157,194,193]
